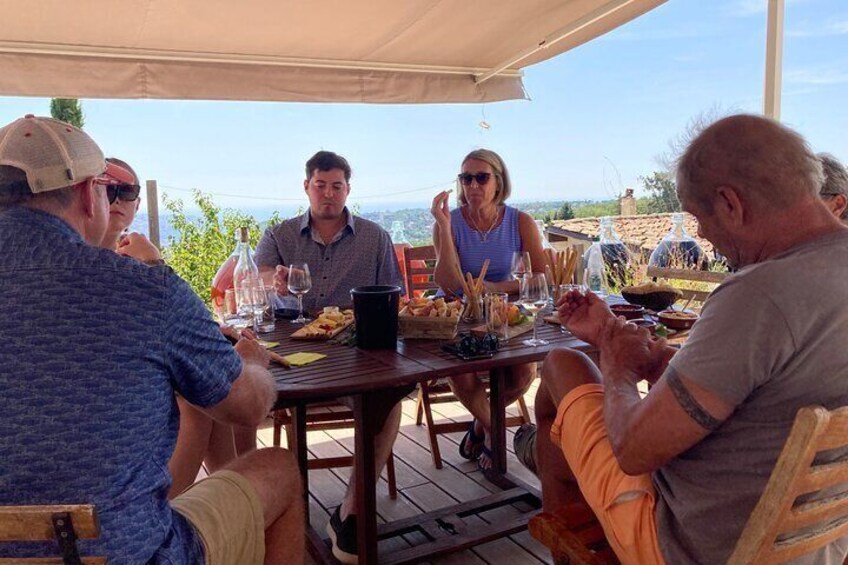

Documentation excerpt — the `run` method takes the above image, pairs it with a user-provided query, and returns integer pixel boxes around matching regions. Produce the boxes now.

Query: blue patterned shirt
[254,208,404,311]
[0,207,242,564]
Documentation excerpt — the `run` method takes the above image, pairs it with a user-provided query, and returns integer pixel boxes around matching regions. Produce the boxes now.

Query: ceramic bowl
[610,303,646,320]
[657,310,699,331]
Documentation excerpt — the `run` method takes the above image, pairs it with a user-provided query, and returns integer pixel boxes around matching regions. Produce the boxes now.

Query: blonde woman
[430,149,546,471]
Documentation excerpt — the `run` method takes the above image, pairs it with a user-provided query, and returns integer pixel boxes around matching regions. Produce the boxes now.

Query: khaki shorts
[171,470,265,565]
[551,383,665,565]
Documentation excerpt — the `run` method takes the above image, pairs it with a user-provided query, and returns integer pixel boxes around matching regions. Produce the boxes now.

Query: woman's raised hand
[430,190,453,230]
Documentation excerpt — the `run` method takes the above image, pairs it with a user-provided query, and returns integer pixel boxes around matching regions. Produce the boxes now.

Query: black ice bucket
[350,285,401,350]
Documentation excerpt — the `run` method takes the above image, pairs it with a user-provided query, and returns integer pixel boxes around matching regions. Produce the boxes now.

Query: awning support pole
[764,0,784,120]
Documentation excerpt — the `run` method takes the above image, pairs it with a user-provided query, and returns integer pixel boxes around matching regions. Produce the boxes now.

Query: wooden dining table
[266,317,591,564]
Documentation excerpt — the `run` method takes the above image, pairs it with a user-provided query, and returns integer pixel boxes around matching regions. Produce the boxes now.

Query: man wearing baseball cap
[0,115,303,564]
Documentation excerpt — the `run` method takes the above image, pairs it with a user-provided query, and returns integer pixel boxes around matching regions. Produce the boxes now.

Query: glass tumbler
[485,292,509,341]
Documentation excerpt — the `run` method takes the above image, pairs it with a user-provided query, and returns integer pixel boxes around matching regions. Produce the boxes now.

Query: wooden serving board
[471,318,536,339]
[290,317,354,340]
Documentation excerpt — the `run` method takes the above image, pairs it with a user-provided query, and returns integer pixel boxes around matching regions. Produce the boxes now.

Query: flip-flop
[458,419,485,460]
[477,445,494,474]
[513,423,538,475]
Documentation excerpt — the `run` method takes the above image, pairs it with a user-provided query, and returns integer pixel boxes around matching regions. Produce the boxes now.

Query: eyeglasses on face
[457,172,492,186]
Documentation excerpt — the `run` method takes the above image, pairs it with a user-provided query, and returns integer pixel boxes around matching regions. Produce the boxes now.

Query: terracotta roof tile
[548,213,714,256]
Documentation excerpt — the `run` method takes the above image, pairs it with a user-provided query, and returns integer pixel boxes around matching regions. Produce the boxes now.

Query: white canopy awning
[0,0,665,103]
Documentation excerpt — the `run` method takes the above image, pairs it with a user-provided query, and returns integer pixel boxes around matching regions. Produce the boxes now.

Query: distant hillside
[136,198,628,248]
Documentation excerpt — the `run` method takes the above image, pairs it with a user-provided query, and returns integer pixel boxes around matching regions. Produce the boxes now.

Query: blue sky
[1,0,846,217]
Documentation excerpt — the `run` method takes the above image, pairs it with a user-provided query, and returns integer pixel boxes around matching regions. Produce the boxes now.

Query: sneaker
[326,506,358,564]
[513,423,538,475]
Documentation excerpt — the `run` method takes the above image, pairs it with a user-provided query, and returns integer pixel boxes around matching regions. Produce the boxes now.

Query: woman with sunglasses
[97,157,163,265]
[430,148,547,472]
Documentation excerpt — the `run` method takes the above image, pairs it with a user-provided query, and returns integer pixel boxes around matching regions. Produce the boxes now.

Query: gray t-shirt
[253,209,404,312]
[654,229,848,565]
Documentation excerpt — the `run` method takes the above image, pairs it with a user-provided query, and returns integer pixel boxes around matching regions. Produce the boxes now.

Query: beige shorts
[171,470,265,565]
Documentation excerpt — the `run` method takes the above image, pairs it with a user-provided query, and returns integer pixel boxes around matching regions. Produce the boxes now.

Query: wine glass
[519,273,550,347]
[510,251,532,281]
[287,263,312,324]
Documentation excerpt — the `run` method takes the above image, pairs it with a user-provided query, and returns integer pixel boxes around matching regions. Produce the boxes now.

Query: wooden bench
[530,405,848,564]
[0,505,104,565]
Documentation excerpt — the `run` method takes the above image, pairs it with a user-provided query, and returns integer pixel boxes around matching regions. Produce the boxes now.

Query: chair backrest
[728,405,848,564]
[403,245,440,297]
[0,504,105,565]
[646,266,727,304]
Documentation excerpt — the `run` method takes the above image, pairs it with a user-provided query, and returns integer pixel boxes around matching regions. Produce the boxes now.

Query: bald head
[676,114,823,214]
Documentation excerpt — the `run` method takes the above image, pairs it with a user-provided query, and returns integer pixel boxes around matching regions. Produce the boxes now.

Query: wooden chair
[403,245,532,469]
[646,266,727,305]
[529,405,848,565]
[272,406,397,499]
[402,245,440,298]
[0,505,104,565]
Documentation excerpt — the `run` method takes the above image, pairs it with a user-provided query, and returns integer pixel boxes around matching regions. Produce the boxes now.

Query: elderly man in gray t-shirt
[531,115,848,565]
[254,151,404,565]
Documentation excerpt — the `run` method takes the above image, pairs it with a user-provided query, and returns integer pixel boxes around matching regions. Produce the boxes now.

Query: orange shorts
[551,383,665,565]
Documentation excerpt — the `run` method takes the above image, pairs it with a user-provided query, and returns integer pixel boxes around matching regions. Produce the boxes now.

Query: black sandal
[458,419,485,460]
[513,423,538,475]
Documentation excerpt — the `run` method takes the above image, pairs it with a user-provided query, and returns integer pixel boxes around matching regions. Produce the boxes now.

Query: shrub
[162,190,281,307]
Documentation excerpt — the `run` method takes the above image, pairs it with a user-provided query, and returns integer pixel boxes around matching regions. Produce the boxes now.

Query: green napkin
[283,352,327,367]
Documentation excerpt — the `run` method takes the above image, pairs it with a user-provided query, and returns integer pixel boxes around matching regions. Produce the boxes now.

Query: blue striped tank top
[451,205,522,282]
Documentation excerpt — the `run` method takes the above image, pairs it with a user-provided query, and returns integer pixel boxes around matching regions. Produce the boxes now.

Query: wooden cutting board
[470,318,536,339]
[290,316,354,340]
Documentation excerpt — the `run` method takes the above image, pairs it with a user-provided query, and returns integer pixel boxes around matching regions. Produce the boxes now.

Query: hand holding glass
[287,263,312,324]
[519,273,549,346]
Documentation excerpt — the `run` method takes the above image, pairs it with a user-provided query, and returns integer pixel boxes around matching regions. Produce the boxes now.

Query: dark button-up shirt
[254,208,403,312]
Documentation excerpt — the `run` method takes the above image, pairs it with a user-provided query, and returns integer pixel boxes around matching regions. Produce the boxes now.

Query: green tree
[49,98,85,128]
[573,200,620,218]
[553,202,574,220]
[542,202,575,224]
[641,171,681,214]
[162,190,281,307]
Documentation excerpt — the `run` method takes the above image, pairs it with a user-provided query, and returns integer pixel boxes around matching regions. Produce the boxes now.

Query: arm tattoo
[666,369,721,431]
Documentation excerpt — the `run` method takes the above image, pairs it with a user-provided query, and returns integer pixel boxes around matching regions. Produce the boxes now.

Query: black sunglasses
[457,172,492,186]
[105,184,141,204]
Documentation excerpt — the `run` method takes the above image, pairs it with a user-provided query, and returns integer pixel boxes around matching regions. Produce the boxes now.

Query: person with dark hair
[532,115,848,564]
[305,149,352,182]
[0,116,304,564]
[818,152,848,222]
[254,150,404,564]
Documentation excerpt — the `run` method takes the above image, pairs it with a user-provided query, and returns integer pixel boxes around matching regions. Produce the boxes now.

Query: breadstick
[545,249,556,273]
[545,264,555,288]
[475,259,490,295]
[268,350,291,369]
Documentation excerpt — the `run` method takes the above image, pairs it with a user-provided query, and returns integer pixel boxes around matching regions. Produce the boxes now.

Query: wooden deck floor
[253,381,551,564]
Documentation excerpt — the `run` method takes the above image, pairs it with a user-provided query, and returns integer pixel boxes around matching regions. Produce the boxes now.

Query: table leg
[352,393,379,565]
[489,367,508,476]
[290,404,310,526]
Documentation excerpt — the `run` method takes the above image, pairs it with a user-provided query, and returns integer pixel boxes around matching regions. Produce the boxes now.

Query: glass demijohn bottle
[232,227,264,327]
[648,212,705,269]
